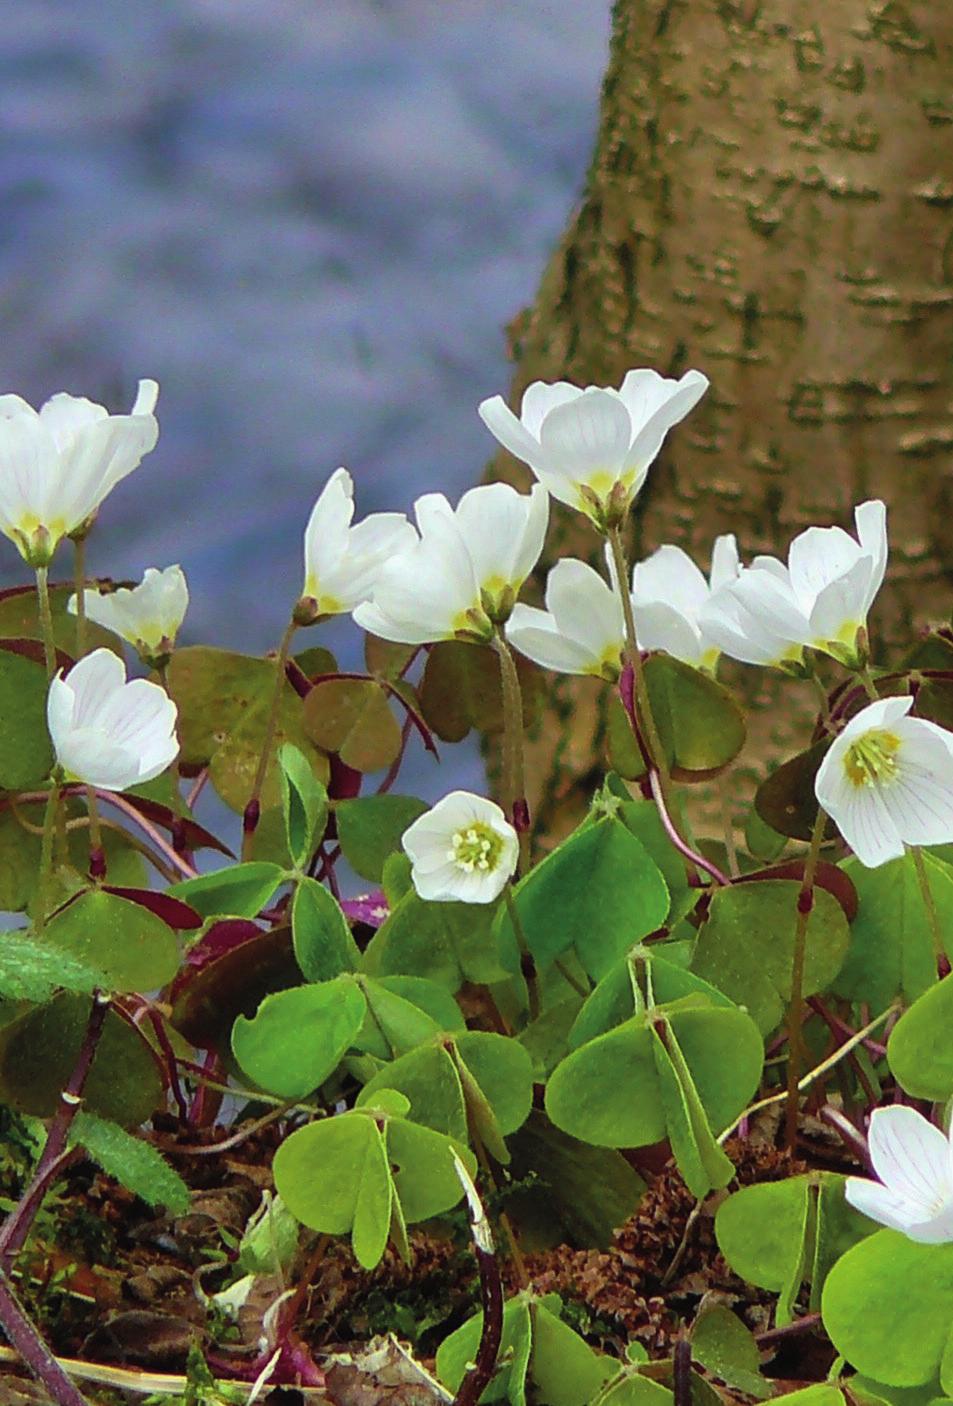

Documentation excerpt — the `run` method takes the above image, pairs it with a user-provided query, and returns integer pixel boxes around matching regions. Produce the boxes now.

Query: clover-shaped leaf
[363,888,516,991]
[44,888,180,992]
[278,742,328,869]
[822,1233,953,1389]
[335,793,428,882]
[888,972,953,1100]
[292,877,361,982]
[232,976,366,1099]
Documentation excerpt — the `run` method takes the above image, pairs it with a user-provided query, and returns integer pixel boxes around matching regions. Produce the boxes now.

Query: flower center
[843,729,901,788]
[447,823,504,874]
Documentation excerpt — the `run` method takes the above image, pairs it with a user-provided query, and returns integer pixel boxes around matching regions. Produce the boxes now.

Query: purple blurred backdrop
[0,0,609,801]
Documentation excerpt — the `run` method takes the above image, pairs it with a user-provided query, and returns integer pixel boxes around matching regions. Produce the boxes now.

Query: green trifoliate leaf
[334,793,428,882]
[278,742,328,869]
[231,976,366,1099]
[169,862,285,919]
[888,973,953,1100]
[44,889,179,992]
[0,934,106,1002]
[0,649,53,789]
[292,878,360,982]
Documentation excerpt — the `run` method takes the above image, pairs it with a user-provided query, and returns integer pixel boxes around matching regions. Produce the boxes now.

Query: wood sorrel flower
[69,565,189,665]
[814,696,953,867]
[505,558,625,681]
[0,380,159,566]
[352,483,546,643]
[402,791,518,904]
[630,535,739,671]
[700,501,887,669]
[298,467,415,622]
[845,1106,953,1243]
[47,648,179,791]
[478,368,707,529]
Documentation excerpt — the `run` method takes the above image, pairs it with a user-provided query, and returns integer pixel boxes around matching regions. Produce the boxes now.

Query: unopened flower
[0,380,159,566]
[478,368,708,528]
[402,791,518,904]
[845,1106,953,1244]
[815,696,953,867]
[506,558,625,681]
[353,483,546,644]
[631,535,739,670]
[298,467,415,622]
[700,501,887,669]
[69,566,188,664]
[47,648,179,791]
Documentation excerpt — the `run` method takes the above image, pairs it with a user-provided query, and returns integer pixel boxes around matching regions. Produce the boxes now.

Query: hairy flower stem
[0,1269,90,1406]
[784,806,829,1151]
[492,632,529,870]
[0,992,109,1270]
[912,846,946,970]
[504,884,539,1022]
[33,779,61,937]
[34,567,57,681]
[242,617,298,861]
[606,527,672,795]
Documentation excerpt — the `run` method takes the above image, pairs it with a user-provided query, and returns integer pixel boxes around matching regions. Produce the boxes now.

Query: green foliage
[278,742,328,868]
[335,793,428,882]
[716,1173,873,1324]
[292,877,361,980]
[690,880,850,1034]
[0,933,106,1002]
[302,677,402,773]
[69,1110,190,1213]
[608,655,746,781]
[273,1096,475,1269]
[690,1304,770,1399]
[546,1001,762,1197]
[495,814,669,979]
[232,976,366,1098]
[887,973,953,1099]
[823,1234,953,1389]
[168,645,329,811]
[363,887,516,990]
[169,862,285,919]
[436,1292,613,1406]
[44,888,179,992]
[0,651,53,789]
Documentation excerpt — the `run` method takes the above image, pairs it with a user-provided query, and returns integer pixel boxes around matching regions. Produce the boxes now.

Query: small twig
[673,1337,692,1406]
[755,1312,822,1347]
[647,769,730,887]
[818,1105,871,1169]
[450,1153,503,1406]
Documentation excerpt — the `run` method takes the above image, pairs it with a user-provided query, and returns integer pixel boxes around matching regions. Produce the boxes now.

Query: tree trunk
[488,0,953,843]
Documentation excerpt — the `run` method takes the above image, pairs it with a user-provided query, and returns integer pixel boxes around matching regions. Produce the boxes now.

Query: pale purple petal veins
[537,389,633,479]
[844,1177,928,1234]
[61,650,127,728]
[866,1107,953,1212]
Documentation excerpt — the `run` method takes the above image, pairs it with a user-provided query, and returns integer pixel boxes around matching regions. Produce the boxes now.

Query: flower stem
[912,846,945,970]
[0,992,110,1270]
[858,665,879,702]
[33,781,61,936]
[242,618,297,861]
[72,538,87,659]
[492,632,529,870]
[0,1269,90,1406]
[606,527,672,787]
[34,567,57,681]
[504,884,539,1022]
[783,805,828,1151]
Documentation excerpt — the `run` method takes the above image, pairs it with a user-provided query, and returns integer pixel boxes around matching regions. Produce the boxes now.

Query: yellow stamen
[843,729,901,788]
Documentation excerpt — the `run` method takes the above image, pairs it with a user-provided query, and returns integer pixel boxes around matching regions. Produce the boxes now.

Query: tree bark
[487,0,953,843]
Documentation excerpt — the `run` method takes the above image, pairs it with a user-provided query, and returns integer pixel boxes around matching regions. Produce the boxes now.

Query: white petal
[623,369,709,472]
[633,600,705,666]
[808,554,877,646]
[518,381,585,437]
[855,499,888,614]
[131,378,160,416]
[709,534,740,592]
[537,388,633,483]
[506,611,607,676]
[54,727,142,790]
[303,468,355,594]
[837,696,913,745]
[37,392,107,450]
[881,722,953,847]
[46,673,77,757]
[477,395,547,473]
[320,512,416,610]
[454,482,546,592]
[866,1107,953,1213]
[788,524,862,610]
[352,599,434,646]
[546,558,625,654]
[632,544,709,618]
[844,1178,931,1235]
[60,649,127,728]
[814,744,904,868]
[0,414,62,534]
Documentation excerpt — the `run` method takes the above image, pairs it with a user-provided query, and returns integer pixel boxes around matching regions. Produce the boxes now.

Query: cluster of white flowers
[4,364,953,888]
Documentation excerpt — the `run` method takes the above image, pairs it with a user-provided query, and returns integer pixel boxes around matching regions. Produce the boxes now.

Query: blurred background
[0,0,610,795]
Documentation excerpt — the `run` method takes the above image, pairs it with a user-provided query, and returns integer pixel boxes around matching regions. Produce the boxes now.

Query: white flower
[506,558,625,681]
[845,1106,953,1244]
[814,696,953,867]
[69,566,188,662]
[478,368,708,527]
[631,535,739,670]
[352,483,547,644]
[402,790,518,904]
[699,501,887,668]
[0,380,159,566]
[47,648,179,792]
[300,467,416,618]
